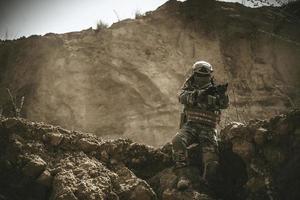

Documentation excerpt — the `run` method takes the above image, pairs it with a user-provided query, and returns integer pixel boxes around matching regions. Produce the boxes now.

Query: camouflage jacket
[178,75,229,128]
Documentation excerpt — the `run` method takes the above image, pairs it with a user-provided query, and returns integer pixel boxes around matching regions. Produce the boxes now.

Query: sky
[0,0,289,40]
[0,0,169,40]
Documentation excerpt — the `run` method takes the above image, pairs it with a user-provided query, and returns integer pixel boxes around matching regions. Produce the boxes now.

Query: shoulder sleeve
[178,79,195,105]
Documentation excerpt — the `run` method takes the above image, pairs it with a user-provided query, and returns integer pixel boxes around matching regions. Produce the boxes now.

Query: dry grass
[96,20,108,31]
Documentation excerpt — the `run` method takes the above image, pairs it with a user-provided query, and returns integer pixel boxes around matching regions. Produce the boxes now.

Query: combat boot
[202,161,219,187]
[173,164,191,190]
[172,147,192,190]
[202,145,219,188]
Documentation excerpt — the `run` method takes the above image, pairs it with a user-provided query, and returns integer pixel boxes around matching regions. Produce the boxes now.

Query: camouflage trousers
[172,122,219,182]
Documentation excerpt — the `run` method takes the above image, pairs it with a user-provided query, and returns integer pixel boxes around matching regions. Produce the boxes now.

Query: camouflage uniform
[172,63,229,185]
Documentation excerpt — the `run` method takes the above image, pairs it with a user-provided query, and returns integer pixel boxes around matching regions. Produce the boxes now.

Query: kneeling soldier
[172,61,229,190]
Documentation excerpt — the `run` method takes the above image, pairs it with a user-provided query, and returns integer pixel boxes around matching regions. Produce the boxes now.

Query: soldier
[172,61,229,190]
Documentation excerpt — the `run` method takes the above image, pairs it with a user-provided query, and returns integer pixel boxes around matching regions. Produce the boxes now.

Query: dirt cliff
[0,0,299,145]
[0,110,299,200]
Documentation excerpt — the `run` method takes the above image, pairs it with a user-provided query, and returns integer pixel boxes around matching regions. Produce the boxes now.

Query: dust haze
[0,0,300,199]
[0,0,299,147]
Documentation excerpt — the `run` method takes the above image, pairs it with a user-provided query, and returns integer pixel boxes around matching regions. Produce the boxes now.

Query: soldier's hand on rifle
[216,83,228,95]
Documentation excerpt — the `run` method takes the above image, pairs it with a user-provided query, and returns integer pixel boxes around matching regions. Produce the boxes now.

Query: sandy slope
[0,0,299,146]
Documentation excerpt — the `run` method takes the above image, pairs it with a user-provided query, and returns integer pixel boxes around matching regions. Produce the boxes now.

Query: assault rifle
[204,83,228,96]
[194,83,228,104]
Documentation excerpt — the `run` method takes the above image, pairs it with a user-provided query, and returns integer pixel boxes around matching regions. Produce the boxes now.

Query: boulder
[43,132,64,146]
[22,155,47,178]
[36,170,53,187]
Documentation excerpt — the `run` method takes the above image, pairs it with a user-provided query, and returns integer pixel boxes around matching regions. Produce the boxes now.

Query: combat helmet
[192,61,213,75]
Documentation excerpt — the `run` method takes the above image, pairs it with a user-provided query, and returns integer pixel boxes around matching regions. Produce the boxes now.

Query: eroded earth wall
[0,0,299,145]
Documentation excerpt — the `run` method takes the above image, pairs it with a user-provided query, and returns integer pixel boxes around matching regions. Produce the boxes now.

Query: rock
[156,170,177,190]
[254,127,267,145]
[77,138,99,152]
[2,118,19,129]
[114,165,157,200]
[220,122,246,140]
[131,158,141,164]
[150,167,213,200]
[43,132,63,146]
[100,150,109,162]
[9,134,24,150]
[162,189,174,200]
[36,170,53,187]
[110,159,118,165]
[22,155,47,178]
[219,110,300,199]
[9,134,24,143]
[176,177,190,190]
[51,154,122,200]
[1,110,300,200]
[54,188,78,200]
[231,139,254,161]
[130,184,156,200]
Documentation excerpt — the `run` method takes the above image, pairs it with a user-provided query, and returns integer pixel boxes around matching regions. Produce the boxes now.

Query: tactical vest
[184,107,220,128]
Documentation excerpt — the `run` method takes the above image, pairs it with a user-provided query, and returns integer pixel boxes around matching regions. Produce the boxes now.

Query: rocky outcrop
[0,0,299,146]
[0,110,299,199]
[219,109,300,200]
[0,117,172,200]
[149,110,300,200]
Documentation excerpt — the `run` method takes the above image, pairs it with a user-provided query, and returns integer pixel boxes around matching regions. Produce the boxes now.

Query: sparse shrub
[6,88,25,118]
[96,20,108,31]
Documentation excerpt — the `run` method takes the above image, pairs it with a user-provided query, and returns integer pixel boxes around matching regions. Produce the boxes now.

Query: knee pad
[202,146,219,184]
[203,161,219,186]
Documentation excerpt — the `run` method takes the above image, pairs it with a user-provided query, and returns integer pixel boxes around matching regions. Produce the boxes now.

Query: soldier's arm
[178,78,197,105]
[178,87,195,105]
[178,80,206,105]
